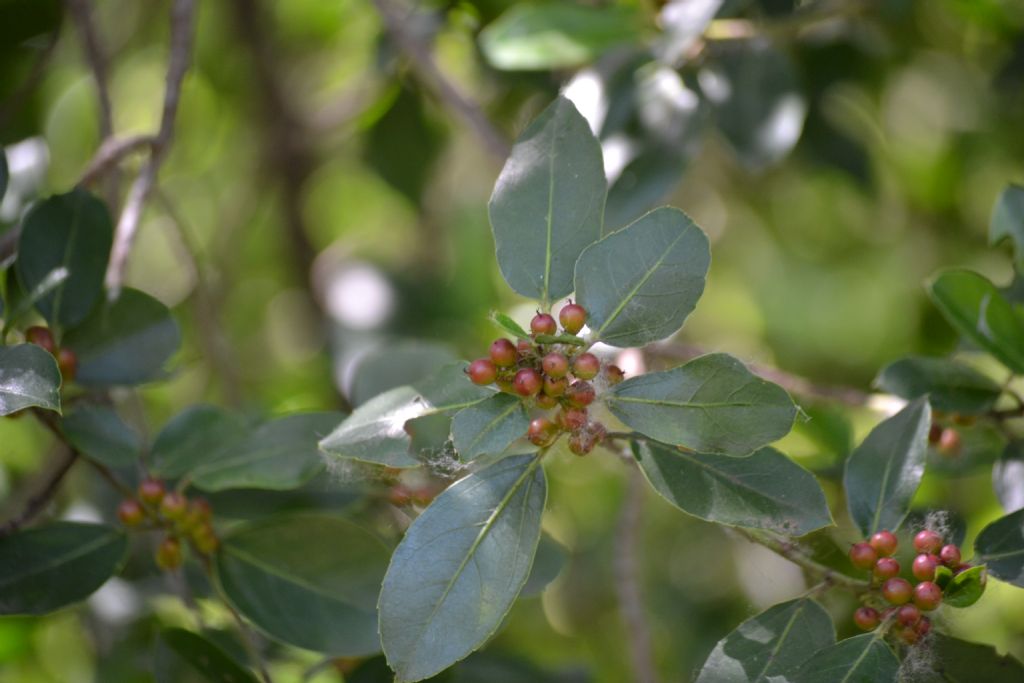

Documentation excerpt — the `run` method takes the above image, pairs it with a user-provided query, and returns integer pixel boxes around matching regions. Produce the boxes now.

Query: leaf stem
[733,527,870,591]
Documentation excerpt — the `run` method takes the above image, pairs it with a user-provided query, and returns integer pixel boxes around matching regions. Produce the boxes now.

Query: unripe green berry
[468,359,497,385]
[869,530,898,557]
[913,581,942,611]
[849,542,878,570]
[192,524,219,555]
[914,530,943,554]
[527,418,559,446]
[912,553,939,581]
[882,577,914,605]
[159,492,188,520]
[25,326,56,354]
[513,368,543,396]
[117,499,145,527]
[572,353,600,380]
[530,313,557,336]
[155,537,183,570]
[853,606,879,631]
[559,303,587,334]
[138,478,166,505]
[542,353,569,378]
[939,544,961,567]
[489,339,517,367]
[873,557,900,580]
[565,380,595,407]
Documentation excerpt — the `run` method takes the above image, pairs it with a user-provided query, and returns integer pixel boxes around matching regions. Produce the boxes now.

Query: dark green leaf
[935,564,954,589]
[575,207,709,347]
[874,356,1002,414]
[695,598,834,683]
[190,412,342,492]
[604,145,690,233]
[348,341,457,407]
[944,565,987,608]
[479,4,644,71]
[844,397,931,537]
[379,455,546,681]
[902,633,1024,683]
[0,343,61,416]
[993,441,1024,513]
[155,628,259,683]
[15,189,112,328]
[990,184,1024,271]
[216,514,389,656]
[450,393,529,462]
[928,269,1024,374]
[489,97,606,305]
[0,522,126,615]
[489,311,529,339]
[606,353,797,456]
[62,287,181,386]
[151,405,248,479]
[634,441,831,535]
[521,534,566,598]
[974,509,1024,587]
[0,149,7,202]
[790,633,898,683]
[61,405,141,468]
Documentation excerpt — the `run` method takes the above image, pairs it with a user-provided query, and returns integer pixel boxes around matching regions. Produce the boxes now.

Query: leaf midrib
[464,398,523,453]
[0,531,120,588]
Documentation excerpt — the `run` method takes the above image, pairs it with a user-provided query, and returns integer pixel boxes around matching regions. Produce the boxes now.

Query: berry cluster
[466,303,623,456]
[849,528,973,645]
[117,478,217,570]
[25,325,77,382]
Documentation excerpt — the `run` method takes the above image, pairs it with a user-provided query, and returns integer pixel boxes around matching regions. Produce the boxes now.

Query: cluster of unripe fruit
[849,528,972,645]
[466,303,623,456]
[116,478,217,570]
[25,325,77,382]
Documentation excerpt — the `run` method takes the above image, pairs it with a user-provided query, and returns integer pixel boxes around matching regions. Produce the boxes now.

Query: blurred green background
[2,0,1024,681]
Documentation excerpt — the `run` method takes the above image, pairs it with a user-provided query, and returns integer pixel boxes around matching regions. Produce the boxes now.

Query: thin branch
[614,467,660,683]
[105,0,196,298]
[732,527,870,590]
[78,134,156,187]
[0,446,78,538]
[371,0,510,161]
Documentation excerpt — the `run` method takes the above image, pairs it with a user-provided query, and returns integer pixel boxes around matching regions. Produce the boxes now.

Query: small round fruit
[530,313,557,336]
[896,604,921,627]
[882,577,914,605]
[565,380,595,407]
[873,557,900,580]
[938,428,961,455]
[559,408,588,431]
[913,581,942,611]
[853,607,879,631]
[513,368,543,396]
[939,544,961,567]
[489,339,518,367]
[528,418,559,446]
[25,326,56,354]
[155,537,183,570]
[138,478,166,505]
[898,626,920,645]
[190,498,212,520]
[914,529,943,554]
[117,499,145,526]
[869,530,898,557]
[572,353,600,380]
[159,492,188,520]
[568,431,595,456]
[605,364,625,385]
[848,542,878,570]
[542,353,569,378]
[516,339,535,357]
[559,303,587,334]
[928,423,943,444]
[536,392,558,409]
[543,375,567,397]
[192,524,218,554]
[912,553,939,581]
[916,617,931,637]
[468,359,497,385]
[56,347,77,382]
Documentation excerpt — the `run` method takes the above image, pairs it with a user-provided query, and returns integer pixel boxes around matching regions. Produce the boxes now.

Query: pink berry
[882,577,913,605]
[873,557,900,579]
[542,353,569,378]
[869,530,898,557]
[559,303,587,334]
[939,544,961,567]
[572,353,600,380]
[513,368,543,396]
[489,339,517,367]
[853,606,879,631]
[912,554,939,581]
[913,581,942,611]
[914,530,943,554]
[530,313,557,336]
[896,604,921,627]
[468,359,497,385]
[565,380,595,407]
[527,418,558,446]
[849,542,878,570]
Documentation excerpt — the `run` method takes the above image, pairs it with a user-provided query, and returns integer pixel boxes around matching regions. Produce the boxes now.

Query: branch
[371,0,510,161]
[105,0,196,298]
[78,134,157,187]
[614,466,660,683]
[0,446,78,538]
[733,527,869,590]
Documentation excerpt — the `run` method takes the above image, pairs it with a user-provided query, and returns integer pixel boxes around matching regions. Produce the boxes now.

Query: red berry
[543,375,568,397]
[913,581,942,611]
[159,492,188,520]
[117,499,145,526]
[605,364,625,385]
[542,353,569,378]
[25,326,56,354]
[898,626,920,645]
[914,530,943,554]
[572,353,600,380]
[536,393,559,409]
[559,303,587,334]
[513,368,543,396]
[912,553,939,581]
[928,423,943,444]
[873,557,900,579]
[568,431,596,456]
[527,418,558,446]
[565,380,595,407]
[938,428,961,455]
[869,530,898,557]
[882,577,913,605]
[896,604,921,627]
[954,563,972,575]
[530,313,557,336]
[939,544,961,567]
[468,359,497,385]
[853,606,879,631]
[916,617,931,637]
[56,347,77,382]
[849,542,878,570]
[559,408,588,431]
[516,339,535,357]
[489,339,517,367]
[138,478,166,505]
[155,537,183,570]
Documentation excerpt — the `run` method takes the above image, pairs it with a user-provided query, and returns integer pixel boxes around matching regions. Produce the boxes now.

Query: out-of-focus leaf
[450,393,529,462]
[926,421,1005,475]
[657,0,724,65]
[944,565,987,608]
[0,0,62,50]
[489,311,529,339]
[0,343,61,415]
[990,184,1024,271]
[151,405,248,479]
[61,405,141,468]
[154,628,259,683]
[974,509,1024,587]
[0,149,7,201]
[521,534,566,598]
[994,441,1024,513]
[904,633,1024,682]
[875,356,1002,414]
[348,340,457,407]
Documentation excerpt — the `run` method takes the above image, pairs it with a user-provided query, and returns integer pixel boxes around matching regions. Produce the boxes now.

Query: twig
[614,467,660,683]
[733,527,869,590]
[0,447,78,538]
[371,0,510,161]
[105,0,196,298]
[78,134,157,187]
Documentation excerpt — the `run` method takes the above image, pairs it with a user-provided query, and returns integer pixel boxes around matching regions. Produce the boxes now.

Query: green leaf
[874,356,1002,414]
[944,565,987,608]
[0,343,61,416]
[348,341,457,408]
[0,522,126,615]
[520,534,566,599]
[606,353,797,456]
[934,564,954,590]
[790,633,898,683]
[990,184,1024,271]
[974,508,1024,587]
[532,333,584,346]
[190,412,342,492]
[62,287,181,386]
[61,405,141,468]
[903,633,1024,683]
[155,628,259,683]
[479,4,644,71]
[843,397,931,537]
[379,455,546,682]
[489,97,606,305]
[575,207,710,347]
[15,189,113,328]
[633,441,831,535]
[928,269,1024,374]
[151,405,248,479]
[695,598,834,683]
[0,149,7,202]
[216,514,389,656]
[489,311,529,339]
[451,393,529,462]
